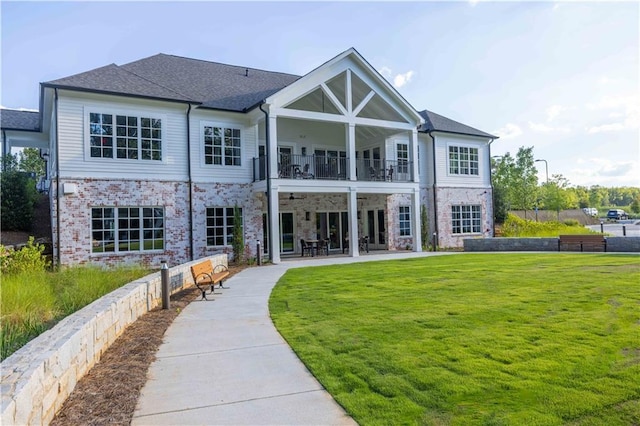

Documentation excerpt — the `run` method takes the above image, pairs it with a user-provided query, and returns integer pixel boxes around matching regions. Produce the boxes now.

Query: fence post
[623,225,626,237]
[161,261,170,309]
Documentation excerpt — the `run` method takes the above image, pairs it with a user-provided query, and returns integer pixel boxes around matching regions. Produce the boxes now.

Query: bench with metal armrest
[190,260,230,300]
[558,235,606,252]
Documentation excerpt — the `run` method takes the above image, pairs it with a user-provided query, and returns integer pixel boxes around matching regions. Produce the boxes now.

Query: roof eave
[420,128,498,140]
[40,83,198,106]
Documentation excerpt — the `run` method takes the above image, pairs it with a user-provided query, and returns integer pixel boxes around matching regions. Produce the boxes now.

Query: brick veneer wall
[0,254,227,426]
[435,187,493,248]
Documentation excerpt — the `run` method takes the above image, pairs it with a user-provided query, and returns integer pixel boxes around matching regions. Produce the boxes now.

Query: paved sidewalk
[132,252,447,425]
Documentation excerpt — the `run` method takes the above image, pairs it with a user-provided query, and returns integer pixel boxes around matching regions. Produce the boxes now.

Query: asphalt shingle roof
[418,110,497,139]
[46,54,301,111]
[0,109,40,131]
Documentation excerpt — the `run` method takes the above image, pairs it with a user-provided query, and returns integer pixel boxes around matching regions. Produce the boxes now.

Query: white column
[268,115,278,179]
[348,188,359,257]
[412,188,422,252]
[269,185,281,263]
[346,123,356,180]
[411,128,419,182]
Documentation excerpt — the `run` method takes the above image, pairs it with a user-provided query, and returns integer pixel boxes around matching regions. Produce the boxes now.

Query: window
[206,207,243,246]
[91,207,164,253]
[451,205,481,234]
[449,146,478,175]
[204,126,241,166]
[399,206,411,236]
[397,143,409,174]
[90,112,162,160]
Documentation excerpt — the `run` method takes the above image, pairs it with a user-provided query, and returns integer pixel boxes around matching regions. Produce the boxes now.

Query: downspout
[259,102,272,261]
[488,138,496,237]
[2,130,7,171]
[427,131,438,250]
[54,88,61,267]
[186,104,194,260]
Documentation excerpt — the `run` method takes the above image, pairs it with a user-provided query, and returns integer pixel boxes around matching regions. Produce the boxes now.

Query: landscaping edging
[1,254,227,426]
[463,237,640,252]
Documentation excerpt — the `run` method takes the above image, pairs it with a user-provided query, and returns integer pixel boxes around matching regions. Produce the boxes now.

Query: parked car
[582,207,598,217]
[606,209,628,221]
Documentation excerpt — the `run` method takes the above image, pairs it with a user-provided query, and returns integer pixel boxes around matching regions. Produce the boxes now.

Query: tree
[18,148,45,177]
[492,147,539,218]
[1,170,38,231]
[231,205,244,264]
[630,197,640,215]
[541,174,575,221]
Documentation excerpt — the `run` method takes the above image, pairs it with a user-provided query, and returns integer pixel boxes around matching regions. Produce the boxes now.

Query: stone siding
[0,254,227,426]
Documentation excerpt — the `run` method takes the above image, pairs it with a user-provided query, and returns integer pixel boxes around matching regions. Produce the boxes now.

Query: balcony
[253,155,413,183]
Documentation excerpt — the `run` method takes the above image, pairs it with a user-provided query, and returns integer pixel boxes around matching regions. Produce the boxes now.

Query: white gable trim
[265,48,424,127]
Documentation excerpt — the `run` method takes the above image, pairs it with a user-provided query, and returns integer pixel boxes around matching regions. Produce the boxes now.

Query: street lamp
[535,159,548,183]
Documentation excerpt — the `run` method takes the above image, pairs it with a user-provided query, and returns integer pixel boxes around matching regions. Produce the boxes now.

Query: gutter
[488,138,496,237]
[186,104,194,260]
[427,130,438,250]
[1,130,6,171]
[54,88,61,267]
[259,102,272,261]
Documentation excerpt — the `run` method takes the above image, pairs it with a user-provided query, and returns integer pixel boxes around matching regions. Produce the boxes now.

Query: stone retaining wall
[1,254,228,426]
[464,237,640,252]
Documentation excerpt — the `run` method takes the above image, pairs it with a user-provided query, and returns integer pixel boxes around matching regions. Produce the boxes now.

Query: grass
[1,266,151,360]
[270,253,640,425]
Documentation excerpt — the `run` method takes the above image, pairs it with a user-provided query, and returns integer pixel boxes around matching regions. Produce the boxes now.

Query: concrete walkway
[132,251,447,425]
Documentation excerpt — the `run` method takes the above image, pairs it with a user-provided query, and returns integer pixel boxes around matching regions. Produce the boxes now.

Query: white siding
[57,91,189,180]
[189,109,256,183]
[418,133,435,186]
[433,133,491,188]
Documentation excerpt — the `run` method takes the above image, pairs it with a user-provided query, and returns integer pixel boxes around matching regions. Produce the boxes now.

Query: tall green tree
[492,147,539,219]
[542,174,576,221]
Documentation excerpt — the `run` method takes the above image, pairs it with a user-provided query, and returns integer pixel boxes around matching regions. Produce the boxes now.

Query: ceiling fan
[288,193,306,200]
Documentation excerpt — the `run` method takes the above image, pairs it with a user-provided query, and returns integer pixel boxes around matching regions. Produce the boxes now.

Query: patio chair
[302,163,314,179]
[300,239,313,257]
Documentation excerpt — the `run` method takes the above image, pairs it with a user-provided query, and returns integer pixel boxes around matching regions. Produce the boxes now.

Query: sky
[1,0,638,187]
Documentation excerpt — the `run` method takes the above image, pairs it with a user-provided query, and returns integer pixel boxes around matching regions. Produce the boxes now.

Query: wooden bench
[190,261,230,300]
[558,235,607,252]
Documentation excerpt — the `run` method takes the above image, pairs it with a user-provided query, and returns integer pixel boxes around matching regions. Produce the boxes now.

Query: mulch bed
[51,265,249,426]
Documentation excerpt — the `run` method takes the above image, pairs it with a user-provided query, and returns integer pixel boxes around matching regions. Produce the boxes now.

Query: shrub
[563,219,580,227]
[0,237,50,275]
[1,170,38,231]
[502,213,596,237]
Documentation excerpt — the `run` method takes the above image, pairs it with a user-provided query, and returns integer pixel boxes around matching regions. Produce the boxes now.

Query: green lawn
[269,254,640,425]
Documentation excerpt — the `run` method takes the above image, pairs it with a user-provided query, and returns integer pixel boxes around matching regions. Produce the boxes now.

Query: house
[1,48,497,266]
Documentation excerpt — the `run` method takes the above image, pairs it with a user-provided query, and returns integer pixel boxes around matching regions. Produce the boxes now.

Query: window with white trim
[89,113,162,160]
[399,206,411,236]
[203,126,241,166]
[91,207,164,253]
[451,205,481,234]
[397,143,409,174]
[206,207,243,246]
[449,146,478,175]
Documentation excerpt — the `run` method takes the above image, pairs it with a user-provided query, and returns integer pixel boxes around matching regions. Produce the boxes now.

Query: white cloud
[493,123,522,139]
[378,67,415,89]
[571,158,640,187]
[586,123,626,133]
[545,104,565,122]
[378,67,392,79]
[528,121,571,133]
[393,71,414,88]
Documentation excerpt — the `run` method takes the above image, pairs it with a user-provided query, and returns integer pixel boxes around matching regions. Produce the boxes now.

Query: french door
[280,212,294,253]
[365,209,386,250]
[316,211,348,252]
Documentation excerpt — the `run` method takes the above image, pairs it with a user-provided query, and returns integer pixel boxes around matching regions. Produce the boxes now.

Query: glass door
[280,212,294,253]
[316,211,349,252]
[366,209,386,250]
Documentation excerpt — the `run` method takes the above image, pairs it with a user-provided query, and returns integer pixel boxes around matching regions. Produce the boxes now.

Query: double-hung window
[449,146,478,175]
[399,206,411,236]
[397,143,409,174]
[91,207,164,253]
[89,113,162,160]
[203,126,241,166]
[451,205,481,234]
[206,207,243,246]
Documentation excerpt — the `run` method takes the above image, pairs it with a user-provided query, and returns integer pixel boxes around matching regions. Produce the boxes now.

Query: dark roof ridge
[152,53,302,78]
